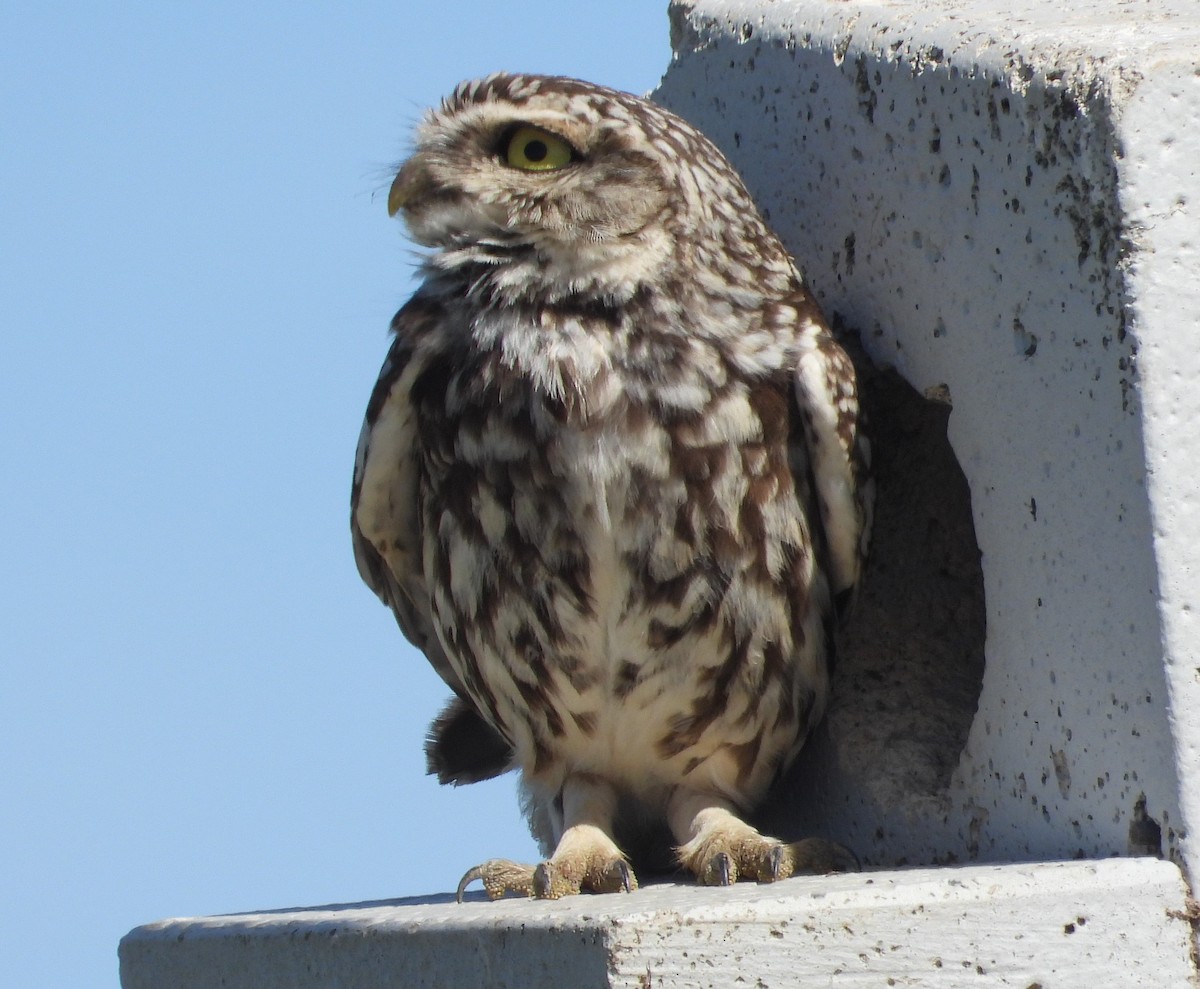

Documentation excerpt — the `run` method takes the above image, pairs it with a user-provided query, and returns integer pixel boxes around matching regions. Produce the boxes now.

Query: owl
[352,74,872,900]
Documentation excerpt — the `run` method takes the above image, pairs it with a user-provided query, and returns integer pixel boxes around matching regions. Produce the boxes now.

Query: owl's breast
[413,348,827,801]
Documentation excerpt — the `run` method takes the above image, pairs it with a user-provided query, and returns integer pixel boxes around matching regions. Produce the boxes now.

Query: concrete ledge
[119,859,1195,988]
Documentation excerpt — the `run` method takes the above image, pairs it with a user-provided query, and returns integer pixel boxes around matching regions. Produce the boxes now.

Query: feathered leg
[457,774,636,901]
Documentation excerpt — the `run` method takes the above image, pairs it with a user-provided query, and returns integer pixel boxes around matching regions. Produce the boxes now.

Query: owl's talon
[455,865,484,903]
[717,851,734,886]
[700,850,736,886]
[675,800,858,887]
[768,837,861,880]
[455,858,537,902]
[532,861,560,899]
[613,859,636,894]
[533,854,637,898]
[766,844,786,883]
[457,846,636,901]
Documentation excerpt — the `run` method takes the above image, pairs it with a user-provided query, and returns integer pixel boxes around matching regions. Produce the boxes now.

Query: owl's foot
[672,800,858,886]
[456,823,638,901]
[534,847,637,899]
[456,859,538,901]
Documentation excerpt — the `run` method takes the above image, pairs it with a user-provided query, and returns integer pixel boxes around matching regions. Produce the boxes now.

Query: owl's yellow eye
[504,125,574,171]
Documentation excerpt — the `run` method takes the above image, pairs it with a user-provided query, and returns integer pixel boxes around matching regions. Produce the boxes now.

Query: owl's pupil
[524,140,548,162]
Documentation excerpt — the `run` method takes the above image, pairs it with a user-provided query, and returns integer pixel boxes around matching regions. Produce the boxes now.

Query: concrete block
[119,859,1197,988]
[655,0,1200,877]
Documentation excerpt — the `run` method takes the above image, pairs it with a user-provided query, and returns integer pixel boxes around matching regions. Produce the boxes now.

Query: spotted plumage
[352,73,872,898]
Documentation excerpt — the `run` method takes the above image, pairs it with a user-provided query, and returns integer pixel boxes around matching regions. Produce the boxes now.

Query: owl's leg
[668,789,858,886]
[456,774,636,901]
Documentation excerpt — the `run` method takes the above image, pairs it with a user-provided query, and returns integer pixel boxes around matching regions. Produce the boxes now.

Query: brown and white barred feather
[351,73,871,883]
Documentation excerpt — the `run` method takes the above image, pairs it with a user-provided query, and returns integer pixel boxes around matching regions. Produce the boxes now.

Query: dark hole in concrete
[1128,794,1164,858]
[756,330,986,866]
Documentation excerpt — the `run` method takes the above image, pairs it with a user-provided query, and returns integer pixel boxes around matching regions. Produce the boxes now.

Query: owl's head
[388,74,790,301]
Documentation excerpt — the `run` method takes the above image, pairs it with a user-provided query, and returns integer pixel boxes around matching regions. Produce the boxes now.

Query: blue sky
[2,4,669,986]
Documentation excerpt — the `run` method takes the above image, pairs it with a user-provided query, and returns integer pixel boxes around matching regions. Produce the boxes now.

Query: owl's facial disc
[393,99,676,285]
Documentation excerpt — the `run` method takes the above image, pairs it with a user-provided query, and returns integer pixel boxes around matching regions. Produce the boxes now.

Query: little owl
[351,74,872,899]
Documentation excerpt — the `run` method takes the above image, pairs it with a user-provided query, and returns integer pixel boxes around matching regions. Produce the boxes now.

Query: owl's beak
[387,158,431,217]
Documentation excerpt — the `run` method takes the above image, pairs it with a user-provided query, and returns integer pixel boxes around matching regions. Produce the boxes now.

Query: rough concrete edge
[669,0,1156,111]
[606,858,1198,986]
[1113,60,1200,904]
[118,860,1197,989]
[119,858,1179,936]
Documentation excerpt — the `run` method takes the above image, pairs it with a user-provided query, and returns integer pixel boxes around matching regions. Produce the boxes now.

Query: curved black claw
[703,850,734,886]
[613,858,636,894]
[532,857,637,898]
[454,859,538,901]
[532,861,555,899]
[767,844,787,883]
[456,865,485,903]
[717,851,734,886]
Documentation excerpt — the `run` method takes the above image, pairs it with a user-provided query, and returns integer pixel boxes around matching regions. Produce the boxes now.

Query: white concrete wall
[655,0,1200,877]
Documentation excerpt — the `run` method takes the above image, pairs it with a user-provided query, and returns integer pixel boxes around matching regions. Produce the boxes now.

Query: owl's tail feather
[425,696,514,785]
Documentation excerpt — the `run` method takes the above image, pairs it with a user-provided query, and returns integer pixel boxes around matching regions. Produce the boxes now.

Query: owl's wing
[791,299,874,617]
[351,301,513,784]
[351,325,448,679]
